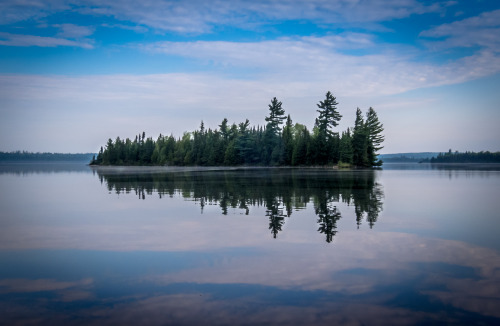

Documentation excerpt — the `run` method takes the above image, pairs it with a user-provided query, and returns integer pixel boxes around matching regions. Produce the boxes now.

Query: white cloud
[90,0,443,33]
[0,0,69,25]
[54,23,95,39]
[420,9,500,52]
[0,31,94,48]
[0,0,445,33]
[101,23,148,33]
[141,36,500,95]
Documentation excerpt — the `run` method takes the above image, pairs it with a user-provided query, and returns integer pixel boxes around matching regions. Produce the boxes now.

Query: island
[90,92,385,168]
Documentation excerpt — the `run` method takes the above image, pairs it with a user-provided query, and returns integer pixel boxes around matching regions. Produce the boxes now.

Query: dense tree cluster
[91,92,384,167]
[0,151,94,162]
[430,150,500,163]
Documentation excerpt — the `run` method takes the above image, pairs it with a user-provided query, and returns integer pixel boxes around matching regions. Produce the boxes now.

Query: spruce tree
[291,124,310,166]
[264,97,286,165]
[339,128,353,164]
[92,93,385,168]
[282,115,294,165]
[352,108,368,167]
[365,107,384,166]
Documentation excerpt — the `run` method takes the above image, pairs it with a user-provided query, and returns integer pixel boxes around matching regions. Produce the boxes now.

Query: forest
[430,150,500,163]
[0,151,95,162]
[90,92,384,167]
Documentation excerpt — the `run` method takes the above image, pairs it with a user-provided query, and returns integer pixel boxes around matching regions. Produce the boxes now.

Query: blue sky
[0,0,499,153]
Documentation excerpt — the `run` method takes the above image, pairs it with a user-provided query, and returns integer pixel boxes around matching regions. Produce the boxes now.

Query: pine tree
[315,91,342,164]
[291,124,310,166]
[316,91,342,137]
[339,128,353,164]
[282,115,294,165]
[219,118,229,141]
[352,108,369,167]
[92,94,385,168]
[365,107,384,166]
[236,119,253,164]
[265,97,286,135]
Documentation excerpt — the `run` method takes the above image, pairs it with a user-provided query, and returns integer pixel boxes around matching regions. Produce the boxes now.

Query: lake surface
[1,162,500,325]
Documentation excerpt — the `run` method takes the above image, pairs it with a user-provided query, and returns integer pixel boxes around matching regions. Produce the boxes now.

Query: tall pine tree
[316,91,342,136]
[282,115,294,165]
[352,108,369,167]
[365,107,384,166]
[265,97,286,135]
[315,91,342,164]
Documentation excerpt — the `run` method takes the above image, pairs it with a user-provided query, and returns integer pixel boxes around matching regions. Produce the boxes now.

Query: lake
[1,162,499,325]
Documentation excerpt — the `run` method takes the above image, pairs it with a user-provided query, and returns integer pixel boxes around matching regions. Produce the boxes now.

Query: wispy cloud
[1,39,499,110]
[54,23,95,39]
[101,23,148,33]
[0,0,69,25]
[420,9,500,52]
[1,0,445,33]
[142,35,500,95]
[82,0,446,33]
[0,31,94,48]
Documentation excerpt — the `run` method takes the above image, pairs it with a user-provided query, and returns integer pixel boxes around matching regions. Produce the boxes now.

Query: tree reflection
[265,197,286,239]
[94,168,384,242]
[315,200,341,243]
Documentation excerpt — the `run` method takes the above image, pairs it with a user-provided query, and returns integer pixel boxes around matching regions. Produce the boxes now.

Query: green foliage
[291,123,310,166]
[0,151,95,162]
[352,108,369,167]
[365,107,384,166]
[350,107,385,167]
[313,92,342,165]
[282,115,294,165]
[316,91,342,137]
[93,92,385,167]
[339,129,353,164]
[431,150,500,163]
[265,97,286,135]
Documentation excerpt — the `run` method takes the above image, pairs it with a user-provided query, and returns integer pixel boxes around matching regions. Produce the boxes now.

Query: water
[1,162,500,325]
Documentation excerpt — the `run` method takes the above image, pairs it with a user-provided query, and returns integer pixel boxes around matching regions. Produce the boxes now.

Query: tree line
[91,92,384,167]
[0,151,95,162]
[430,150,500,163]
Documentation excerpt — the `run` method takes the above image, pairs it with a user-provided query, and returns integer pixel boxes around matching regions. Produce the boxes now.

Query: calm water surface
[1,162,499,325]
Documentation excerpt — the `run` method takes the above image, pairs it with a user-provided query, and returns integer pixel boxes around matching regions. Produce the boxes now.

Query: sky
[0,0,499,154]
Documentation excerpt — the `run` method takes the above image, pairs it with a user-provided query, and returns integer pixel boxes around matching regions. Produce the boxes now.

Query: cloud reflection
[1,168,500,324]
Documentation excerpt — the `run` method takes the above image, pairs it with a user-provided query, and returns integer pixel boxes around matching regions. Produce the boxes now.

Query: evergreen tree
[352,108,369,167]
[102,138,114,164]
[316,91,342,137]
[365,107,384,166]
[236,119,253,164]
[282,115,294,165]
[315,91,342,164]
[339,128,353,164]
[92,93,385,168]
[265,97,286,135]
[262,97,286,165]
[193,121,207,165]
[224,140,239,165]
[291,124,310,166]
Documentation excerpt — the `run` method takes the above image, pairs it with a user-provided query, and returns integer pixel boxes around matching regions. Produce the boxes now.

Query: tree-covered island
[429,150,500,163]
[90,92,384,167]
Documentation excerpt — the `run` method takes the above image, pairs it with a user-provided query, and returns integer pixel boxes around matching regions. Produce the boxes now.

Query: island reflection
[94,168,384,242]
